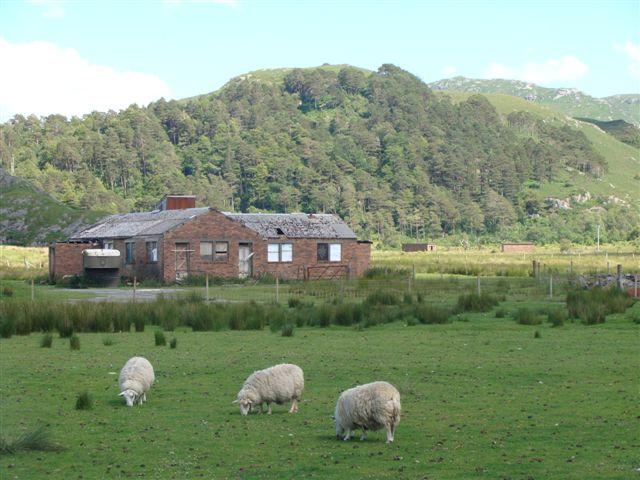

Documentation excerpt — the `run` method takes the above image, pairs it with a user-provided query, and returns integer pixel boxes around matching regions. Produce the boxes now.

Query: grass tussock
[169,337,177,349]
[513,308,544,325]
[0,425,63,454]
[102,337,114,346]
[75,392,93,410]
[40,333,53,348]
[69,335,80,350]
[566,287,634,324]
[154,330,166,346]
[456,292,500,312]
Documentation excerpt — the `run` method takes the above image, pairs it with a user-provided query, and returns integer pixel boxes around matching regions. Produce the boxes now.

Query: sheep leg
[343,429,351,441]
[289,399,298,413]
[267,403,272,415]
[360,428,367,441]
[142,393,147,404]
[259,404,264,414]
[385,425,394,443]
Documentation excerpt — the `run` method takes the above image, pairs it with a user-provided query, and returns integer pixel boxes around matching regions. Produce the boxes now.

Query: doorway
[174,242,191,281]
[238,243,253,278]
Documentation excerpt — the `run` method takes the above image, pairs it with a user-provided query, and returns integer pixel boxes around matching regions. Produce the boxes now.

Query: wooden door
[174,242,191,281]
[238,243,253,278]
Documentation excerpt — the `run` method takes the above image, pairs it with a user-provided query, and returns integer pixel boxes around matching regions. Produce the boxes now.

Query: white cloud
[442,65,458,77]
[615,41,640,79]
[483,56,588,84]
[0,38,171,121]
[26,0,65,19]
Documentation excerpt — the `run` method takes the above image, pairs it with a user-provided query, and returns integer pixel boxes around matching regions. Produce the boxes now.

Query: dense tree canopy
[1,64,634,245]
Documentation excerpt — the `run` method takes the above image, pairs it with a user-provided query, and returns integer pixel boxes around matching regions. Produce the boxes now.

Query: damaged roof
[70,208,211,240]
[223,213,357,239]
[70,208,357,241]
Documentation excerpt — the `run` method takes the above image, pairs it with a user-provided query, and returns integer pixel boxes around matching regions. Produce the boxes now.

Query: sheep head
[119,389,138,407]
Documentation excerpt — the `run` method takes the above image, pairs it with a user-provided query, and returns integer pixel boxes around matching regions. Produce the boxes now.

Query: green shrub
[0,315,14,338]
[365,290,400,306]
[413,305,452,324]
[456,292,499,313]
[75,392,93,410]
[534,330,542,339]
[170,337,177,349]
[333,303,364,326]
[404,315,419,326]
[627,308,640,324]
[514,308,543,325]
[102,337,114,346]
[58,322,73,338]
[566,287,633,324]
[281,323,294,337]
[1,286,13,297]
[69,335,80,350]
[40,334,53,348]
[494,308,508,318]
[546,308,567,327]
[154,330,166,346]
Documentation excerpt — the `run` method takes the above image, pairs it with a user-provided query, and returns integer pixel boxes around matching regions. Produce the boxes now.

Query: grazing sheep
[118,357,155,407]
[334,381,401,443]
[234,363,304,415]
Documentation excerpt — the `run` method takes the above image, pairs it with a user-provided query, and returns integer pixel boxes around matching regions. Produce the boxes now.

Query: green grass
[0,315,636,478]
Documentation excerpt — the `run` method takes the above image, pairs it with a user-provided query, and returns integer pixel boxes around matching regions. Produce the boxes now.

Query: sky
[0,0,638,121]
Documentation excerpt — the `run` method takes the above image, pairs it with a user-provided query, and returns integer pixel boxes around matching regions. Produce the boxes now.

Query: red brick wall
[49,242,97,279]
[161,210,371,282]
[501,243,534,253]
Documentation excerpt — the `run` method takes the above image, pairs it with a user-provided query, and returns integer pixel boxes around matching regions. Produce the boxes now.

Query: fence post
[616,264,623,290]
[549,275,553,299]
[569,259,573,276]
[412,263,416,280]
[607,261,610,274]
[532,260,537,279]
[635,274,638,298]
[276,276,280,304]
[205,273,210,302]
[31,278,35,302]
[477,274,481,296]
[133,276,137,302]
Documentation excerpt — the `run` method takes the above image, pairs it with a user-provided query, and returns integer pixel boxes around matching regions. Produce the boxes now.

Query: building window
[201,241,229,262]
[125,242,135,264]
[146,241,158,263]
[268,243,293,262]
[214,241,229,262]
[200,241,213,261]
[318,243,341,262]
[104,241,114,250]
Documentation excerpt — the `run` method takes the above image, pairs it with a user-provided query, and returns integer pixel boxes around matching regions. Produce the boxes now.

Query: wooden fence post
[532,260,537,279]
[616,264,623,290]
[133,276,137,302]
[412,263,416,280]
[205,273,210,302]
[276,276,280,303]
[549,275,553,299]
[477,274,481,296]
[31,278,35,302]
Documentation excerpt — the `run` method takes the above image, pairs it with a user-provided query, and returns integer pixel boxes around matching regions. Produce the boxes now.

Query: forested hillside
[1,64,638,245]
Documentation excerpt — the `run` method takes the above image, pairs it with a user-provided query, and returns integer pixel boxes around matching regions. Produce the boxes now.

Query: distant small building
[402,243,437,253]
[49,195,371,283]
[501,242,534,253]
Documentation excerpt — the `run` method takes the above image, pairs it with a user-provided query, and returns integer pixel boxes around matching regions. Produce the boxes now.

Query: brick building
[402,243,437,253]
[49,197,371,283]
[501,242,535,253]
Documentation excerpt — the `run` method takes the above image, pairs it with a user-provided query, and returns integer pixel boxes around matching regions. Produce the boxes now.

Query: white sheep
[234,363,304,415]
[118,356,155,407]
[334,381,401,443]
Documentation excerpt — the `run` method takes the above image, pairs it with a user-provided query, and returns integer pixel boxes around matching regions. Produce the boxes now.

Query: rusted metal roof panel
[70,208,210,240]
[222,213,357,239]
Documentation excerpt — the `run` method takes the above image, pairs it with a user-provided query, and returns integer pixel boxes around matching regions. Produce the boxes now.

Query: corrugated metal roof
[70,208,211,240]
[222,213,357,239]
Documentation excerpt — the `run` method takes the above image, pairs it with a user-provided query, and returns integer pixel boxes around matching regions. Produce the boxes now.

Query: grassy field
[1,313,637,479]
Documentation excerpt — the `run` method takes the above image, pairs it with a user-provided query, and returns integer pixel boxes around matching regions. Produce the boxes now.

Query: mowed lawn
[1,316,637,479]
